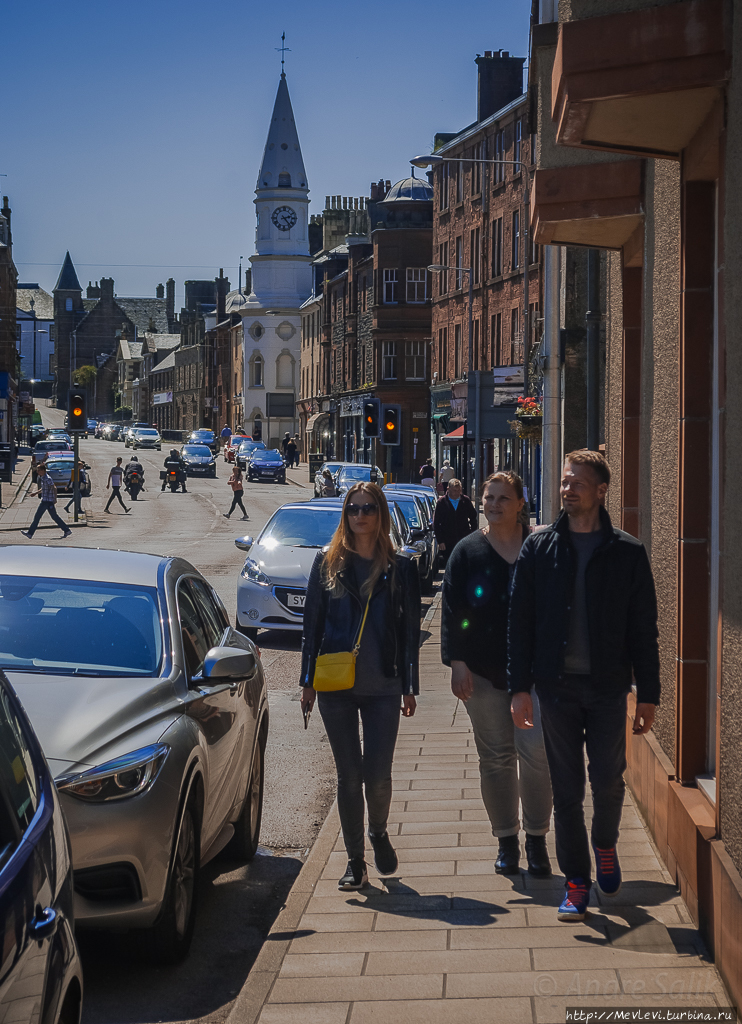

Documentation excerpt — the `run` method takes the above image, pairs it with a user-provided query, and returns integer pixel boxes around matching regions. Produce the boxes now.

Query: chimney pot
[485,50,492,57]
[475,50,525,121]
[325,196,330,209]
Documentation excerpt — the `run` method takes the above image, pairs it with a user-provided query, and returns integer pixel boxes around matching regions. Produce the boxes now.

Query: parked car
[103,424,123,441]
[0,546,268,964]
[31,441,72,482]
[335,463,384,496]
[235,440,266,471]
[45,456,92,497]
[130,428,162,451]
[180,443,217,478]
[234,498,420,640]
[47,430,72,445]
[0,669,84,1024]
[246,449,286,484]
[312,461,353,497]
[86,419,97,433]
[29,424,47,443]
[224,434,251,463]
[384,488,436,593]
[187,429,217,453]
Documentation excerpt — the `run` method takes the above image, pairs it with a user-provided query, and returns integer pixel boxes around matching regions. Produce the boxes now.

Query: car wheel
[421,565,434,596]
[144,795,200,965]
[226,731,265,861]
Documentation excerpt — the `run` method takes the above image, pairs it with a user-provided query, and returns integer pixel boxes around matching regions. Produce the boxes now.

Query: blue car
[0,670,83,1023]
[246,448,287,484]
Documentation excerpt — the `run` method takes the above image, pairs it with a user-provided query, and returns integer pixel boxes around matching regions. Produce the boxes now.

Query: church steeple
[256,74,308,194]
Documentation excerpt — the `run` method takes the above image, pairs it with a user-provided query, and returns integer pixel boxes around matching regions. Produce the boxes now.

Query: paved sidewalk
[235,597,730,1023]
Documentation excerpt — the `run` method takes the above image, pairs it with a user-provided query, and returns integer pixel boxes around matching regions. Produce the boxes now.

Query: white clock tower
[239,71,312,448]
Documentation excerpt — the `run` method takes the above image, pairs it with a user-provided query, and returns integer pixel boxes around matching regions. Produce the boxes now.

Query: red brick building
[429,51,540,492]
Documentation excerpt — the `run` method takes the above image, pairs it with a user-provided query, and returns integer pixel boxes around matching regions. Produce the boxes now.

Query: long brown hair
[323,482,396,597]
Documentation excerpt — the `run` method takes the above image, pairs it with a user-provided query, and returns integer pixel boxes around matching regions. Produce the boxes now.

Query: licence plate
[287,593,306,608]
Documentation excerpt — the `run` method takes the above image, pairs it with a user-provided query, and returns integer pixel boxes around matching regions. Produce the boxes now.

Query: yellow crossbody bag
[313,592,372,692]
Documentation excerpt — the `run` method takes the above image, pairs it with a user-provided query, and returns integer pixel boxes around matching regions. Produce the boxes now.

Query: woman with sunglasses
[441,471,553,877]
[301,482,420,890]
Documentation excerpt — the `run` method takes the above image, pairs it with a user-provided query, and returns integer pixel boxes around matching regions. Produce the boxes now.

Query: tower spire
[255,73,308,193]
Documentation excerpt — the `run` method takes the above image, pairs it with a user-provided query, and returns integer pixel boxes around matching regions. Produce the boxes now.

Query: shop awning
[432,412,448,420]
[306,412,326,432]
[443,425,465,441]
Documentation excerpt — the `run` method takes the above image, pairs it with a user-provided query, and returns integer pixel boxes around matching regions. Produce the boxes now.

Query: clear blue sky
[7,0,531,307]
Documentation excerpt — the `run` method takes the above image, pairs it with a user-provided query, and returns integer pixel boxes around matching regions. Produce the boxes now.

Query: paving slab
[229,590,731,1024]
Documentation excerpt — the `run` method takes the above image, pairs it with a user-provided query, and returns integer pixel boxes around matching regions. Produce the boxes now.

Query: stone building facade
[0,198,18,443]
[529,0,742,1002]
[298,178,433,479]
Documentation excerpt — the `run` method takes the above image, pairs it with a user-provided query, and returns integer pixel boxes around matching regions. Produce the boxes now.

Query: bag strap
[352,592,372,654]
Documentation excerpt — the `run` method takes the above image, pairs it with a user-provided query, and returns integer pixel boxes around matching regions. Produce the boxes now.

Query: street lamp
[412,152,532,394]
[427,263,483,516]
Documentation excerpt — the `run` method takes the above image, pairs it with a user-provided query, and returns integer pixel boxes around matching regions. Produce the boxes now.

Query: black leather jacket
[507,506,660,705]
[300,550,421,694]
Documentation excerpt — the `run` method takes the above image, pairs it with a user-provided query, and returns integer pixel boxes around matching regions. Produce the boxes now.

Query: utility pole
[541,246,562,523]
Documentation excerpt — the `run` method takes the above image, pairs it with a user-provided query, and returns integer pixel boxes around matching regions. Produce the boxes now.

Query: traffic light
[67,389,87,432]
[363,399,380,438]
[380,404,401,446]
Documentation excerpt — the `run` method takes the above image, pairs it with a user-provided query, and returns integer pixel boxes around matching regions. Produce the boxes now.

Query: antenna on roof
[276,32,291,75]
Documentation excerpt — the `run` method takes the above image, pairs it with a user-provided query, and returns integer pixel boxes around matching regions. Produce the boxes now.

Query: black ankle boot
[525,833,552,877]
[495,834,520,875]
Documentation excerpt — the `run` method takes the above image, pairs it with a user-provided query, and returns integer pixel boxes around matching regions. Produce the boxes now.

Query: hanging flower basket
[510,397,543,442]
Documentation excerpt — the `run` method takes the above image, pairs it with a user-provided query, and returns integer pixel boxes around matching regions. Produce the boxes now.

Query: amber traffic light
[363,399,380,438]
[67,389,87,432]
[380,404,401,446]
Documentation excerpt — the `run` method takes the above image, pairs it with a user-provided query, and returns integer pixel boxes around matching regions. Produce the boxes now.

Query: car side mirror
[203,645,255,680]
[234,536,253,551]
[370,470,378,483]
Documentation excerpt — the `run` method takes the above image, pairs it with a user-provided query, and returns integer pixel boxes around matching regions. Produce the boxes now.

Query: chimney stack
[475,50,526,122]
[156,283,165,299]
[100,277,114,301]
[166,278,175,323]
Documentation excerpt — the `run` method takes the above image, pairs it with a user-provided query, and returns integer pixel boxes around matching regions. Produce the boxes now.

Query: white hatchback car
[235,502,344,640]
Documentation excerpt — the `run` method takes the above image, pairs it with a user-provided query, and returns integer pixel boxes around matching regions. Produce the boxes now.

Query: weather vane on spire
[276,32,291,74]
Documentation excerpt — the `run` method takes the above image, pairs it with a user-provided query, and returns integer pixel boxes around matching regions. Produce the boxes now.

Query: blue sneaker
[557,877,591,921]
[593,844,622,897]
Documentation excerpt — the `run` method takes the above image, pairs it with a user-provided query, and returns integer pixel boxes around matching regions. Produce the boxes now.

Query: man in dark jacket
[509,450,659,922]
[433,479,477,563]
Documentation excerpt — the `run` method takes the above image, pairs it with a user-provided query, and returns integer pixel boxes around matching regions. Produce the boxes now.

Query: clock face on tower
[271,206,297,232]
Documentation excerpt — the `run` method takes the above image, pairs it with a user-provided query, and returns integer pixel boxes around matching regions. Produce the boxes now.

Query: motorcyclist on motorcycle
[124,455,145,499]
[161,448,188,493]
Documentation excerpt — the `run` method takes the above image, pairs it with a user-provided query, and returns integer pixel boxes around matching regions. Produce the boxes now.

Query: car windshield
[138,429,159,436]
[192,431,213,439]
[389,497,422,529]
[0,576,163,677]
[239,441,265,452]
[320,463,345,475]
[183,445,212,456]
[256,450,283,462]
[259,507,341,549]
[45,461,72,474]
[339,466,374,481]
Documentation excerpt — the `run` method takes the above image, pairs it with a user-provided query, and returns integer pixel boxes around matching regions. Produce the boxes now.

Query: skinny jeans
[536,674,627,882]
[465,674,552,838]
[105,486,127,511]
[227,489,247,516]
[317,692,401,860]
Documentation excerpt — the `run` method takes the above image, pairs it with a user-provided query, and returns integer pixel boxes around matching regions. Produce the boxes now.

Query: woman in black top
[301,483,420,891]
[441,471,553,876]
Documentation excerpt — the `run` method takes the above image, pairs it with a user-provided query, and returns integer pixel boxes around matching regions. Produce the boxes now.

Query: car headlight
[241,558,272,586]
[57,744,169,802]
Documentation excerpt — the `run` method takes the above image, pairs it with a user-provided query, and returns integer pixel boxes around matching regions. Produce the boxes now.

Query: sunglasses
[346,503,379,517]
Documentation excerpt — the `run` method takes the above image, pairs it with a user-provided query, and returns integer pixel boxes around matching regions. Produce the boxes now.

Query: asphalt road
[13,413,338,1024]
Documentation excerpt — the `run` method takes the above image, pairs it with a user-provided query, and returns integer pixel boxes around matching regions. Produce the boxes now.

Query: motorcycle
[160,467,182,493]
[125,466,145,500]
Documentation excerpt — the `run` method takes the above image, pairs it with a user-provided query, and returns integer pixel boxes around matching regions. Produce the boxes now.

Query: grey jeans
[464,674,553,838]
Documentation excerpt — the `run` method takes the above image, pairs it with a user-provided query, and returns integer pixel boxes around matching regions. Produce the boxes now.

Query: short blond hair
[564,449,611,486]
[447,478,462,490]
